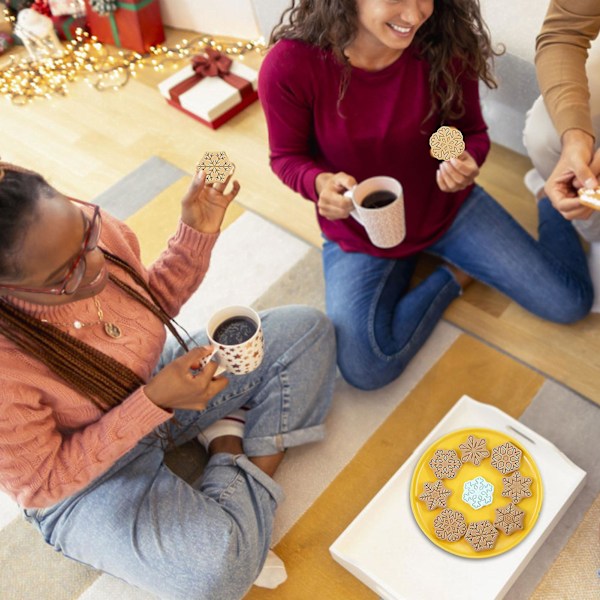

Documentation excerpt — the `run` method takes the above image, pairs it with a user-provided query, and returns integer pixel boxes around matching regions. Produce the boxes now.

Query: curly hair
[270,0,503,123]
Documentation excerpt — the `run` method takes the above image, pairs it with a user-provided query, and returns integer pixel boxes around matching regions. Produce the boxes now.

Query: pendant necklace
[42,296,122,339]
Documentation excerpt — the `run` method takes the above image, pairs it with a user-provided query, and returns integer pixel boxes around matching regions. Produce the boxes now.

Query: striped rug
[1,158,599,600]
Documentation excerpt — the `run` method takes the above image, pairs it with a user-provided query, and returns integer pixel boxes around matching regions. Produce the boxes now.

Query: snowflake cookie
[494,502,525,535]
[429,126,465,161]
[418,480,452,511]
[462,476,494,510]
[491,441,522,475]
[501,471,533,504]
[429,449,462,479]
[433,508,467,542]
[458,434,490,466]
[195,151,235,183]
[464,520,499,552]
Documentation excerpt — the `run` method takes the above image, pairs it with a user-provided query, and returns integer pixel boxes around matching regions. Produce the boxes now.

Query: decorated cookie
[462,476,494,510]
[433,508,467,542]
[429,126,465,161]
[195,151,235,183]
[429,449,462,479]
[491,441,522,475]
[501,471,533,504]
[419,480,452,510]
[458,434,490,466]
[494,502,525,535]
[578,187,600,211]
[464,520,499,552]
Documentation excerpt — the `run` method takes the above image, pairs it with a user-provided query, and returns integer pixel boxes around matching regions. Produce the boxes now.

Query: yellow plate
[410,427,543,558]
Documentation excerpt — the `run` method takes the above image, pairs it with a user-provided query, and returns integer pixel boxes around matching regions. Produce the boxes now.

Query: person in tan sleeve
[523,0,600,310]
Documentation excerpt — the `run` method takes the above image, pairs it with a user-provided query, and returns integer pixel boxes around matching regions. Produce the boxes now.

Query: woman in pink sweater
[259,0,593,390]
[0,162,336,599]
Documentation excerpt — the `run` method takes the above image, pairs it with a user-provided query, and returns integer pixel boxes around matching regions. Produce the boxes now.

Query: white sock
[524,168,545,198]
[253,550,287,589]
[197,407,248,451]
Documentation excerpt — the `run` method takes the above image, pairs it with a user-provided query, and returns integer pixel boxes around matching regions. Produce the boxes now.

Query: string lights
[0,8,266,105]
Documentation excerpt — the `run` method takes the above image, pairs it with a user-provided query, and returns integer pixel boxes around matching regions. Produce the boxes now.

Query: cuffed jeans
[24,306,336,600]
[323,186,593,390]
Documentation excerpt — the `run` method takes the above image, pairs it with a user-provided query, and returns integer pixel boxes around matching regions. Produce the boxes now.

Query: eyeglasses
[0,198,102,296]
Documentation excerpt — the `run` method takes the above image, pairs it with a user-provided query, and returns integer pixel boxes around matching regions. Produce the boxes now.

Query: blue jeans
[24,306,336,600]
[323,186,593,390]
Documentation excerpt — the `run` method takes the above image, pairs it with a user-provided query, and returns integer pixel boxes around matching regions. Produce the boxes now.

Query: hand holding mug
[344,176,406,248]
[315,171,356,220]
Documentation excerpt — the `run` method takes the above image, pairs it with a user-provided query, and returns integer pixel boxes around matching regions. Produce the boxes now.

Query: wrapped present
[157,49,259,130]
[84,0,164,53]
[52,13,87,40]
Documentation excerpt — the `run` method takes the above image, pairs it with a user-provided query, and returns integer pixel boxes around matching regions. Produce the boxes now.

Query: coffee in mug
[207,305,264,375]
[212,316,257,345]
[360,190,397,209]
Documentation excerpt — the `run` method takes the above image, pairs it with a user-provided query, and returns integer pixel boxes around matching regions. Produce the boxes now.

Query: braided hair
[0,163,188,411]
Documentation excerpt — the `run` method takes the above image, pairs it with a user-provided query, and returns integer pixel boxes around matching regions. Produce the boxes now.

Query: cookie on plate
[429,449,462,479]
[464,520,499,552]
[418,479,452,510]
[501,471,533,504]
[458,434,490,466]
[433,508,468,542]
[491,441,522,474]
[494,502,525,535]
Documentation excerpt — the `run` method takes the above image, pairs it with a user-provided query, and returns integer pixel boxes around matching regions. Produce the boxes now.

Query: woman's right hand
[144,346,228,411]
[315,171,356,220]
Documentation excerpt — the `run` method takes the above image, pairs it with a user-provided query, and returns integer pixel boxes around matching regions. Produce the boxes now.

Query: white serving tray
[329,395,586,600]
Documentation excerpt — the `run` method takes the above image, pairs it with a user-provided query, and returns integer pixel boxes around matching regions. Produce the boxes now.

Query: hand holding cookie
[577,186,600,211]
[429,126,466,161]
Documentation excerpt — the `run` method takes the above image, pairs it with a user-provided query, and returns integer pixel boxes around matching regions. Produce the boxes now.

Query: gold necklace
[42,297,122,339]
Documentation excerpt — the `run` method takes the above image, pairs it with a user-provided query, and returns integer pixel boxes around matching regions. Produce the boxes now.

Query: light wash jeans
[323,186,593,390]
[24,306,336,600]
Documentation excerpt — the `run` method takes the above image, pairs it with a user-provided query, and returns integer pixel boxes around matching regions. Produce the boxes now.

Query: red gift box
[52,14,88,41]
[158,49,259,130]
[84,0,165,53]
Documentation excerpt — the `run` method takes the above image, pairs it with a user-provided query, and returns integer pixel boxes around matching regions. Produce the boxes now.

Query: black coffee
[213,316,257,345]
[361,190,396,209]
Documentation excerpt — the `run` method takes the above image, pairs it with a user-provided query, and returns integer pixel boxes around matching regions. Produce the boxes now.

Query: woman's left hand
[180,168,241,233]
[436,151,479,193]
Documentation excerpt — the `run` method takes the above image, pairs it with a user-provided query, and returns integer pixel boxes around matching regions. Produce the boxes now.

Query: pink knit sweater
[0,208,218,508]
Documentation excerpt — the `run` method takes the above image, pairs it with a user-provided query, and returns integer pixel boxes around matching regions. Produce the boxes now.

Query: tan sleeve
[535,0,600,138]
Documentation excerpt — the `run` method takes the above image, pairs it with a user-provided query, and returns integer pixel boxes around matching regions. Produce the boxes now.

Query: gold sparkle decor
[0,9,265,105]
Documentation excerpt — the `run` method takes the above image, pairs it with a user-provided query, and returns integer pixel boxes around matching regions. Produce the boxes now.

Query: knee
[541,289,593,324]
[175,536,264,600]
[336,340,406,391]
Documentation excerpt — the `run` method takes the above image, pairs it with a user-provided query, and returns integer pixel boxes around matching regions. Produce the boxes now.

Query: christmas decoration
[0,8,266,105]
[13,8,62,61]
[88,0,117,15]
[159,48,258,129]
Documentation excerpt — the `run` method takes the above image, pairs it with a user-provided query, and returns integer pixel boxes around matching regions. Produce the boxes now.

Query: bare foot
[446,264,473,291]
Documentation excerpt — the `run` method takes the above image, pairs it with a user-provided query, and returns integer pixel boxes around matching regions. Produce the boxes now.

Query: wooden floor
[1,26,599,405]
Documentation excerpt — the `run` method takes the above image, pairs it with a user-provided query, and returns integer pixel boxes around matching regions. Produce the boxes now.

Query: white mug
[345,176,406,248]
[206,305,264,375]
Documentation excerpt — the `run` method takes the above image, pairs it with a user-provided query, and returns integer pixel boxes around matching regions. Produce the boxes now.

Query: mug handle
[344,188,363,225]
[195,348,226,377]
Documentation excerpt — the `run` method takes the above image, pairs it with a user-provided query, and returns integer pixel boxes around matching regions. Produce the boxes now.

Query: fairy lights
[0,9,265,105]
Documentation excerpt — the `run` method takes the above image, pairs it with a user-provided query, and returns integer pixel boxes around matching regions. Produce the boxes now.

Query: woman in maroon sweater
[259,0,593,390]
